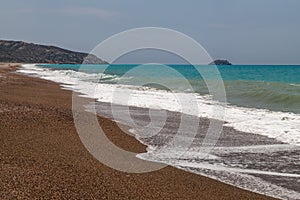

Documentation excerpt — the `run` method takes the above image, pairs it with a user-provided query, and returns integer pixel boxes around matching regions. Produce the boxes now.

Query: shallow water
[39,64,300,114]
[91,102,300,200]
[18,64,300,199]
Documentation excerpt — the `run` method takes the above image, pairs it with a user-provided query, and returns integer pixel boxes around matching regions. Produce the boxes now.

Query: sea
[18,64,300,200]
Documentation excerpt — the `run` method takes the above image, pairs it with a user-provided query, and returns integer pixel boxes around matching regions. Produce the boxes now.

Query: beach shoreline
[0,63,277,199]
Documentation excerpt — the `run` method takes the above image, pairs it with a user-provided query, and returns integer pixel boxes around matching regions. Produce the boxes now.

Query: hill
[0,40,107,64]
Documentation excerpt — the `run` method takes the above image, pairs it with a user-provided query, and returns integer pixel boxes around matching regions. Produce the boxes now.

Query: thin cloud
[14,7,117,19]
[57,7,117,19]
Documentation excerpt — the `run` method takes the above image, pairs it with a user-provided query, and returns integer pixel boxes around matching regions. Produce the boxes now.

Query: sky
[1,0,300,64]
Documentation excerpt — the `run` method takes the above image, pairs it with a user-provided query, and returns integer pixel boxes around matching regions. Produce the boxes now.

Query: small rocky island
[0,40,107,64]
[209,60,232,65]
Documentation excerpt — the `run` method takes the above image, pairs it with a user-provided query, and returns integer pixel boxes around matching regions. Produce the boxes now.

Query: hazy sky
[1,0,300,64]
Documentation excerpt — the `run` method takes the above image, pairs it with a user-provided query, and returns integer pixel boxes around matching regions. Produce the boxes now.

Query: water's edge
[17,64,300,200]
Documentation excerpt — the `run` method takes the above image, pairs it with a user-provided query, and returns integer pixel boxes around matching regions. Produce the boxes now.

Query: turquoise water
[39,64,300,114]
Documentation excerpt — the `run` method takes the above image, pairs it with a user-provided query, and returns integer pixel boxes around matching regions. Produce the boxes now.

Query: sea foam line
[18,64,300,145]
[18,64,300,200]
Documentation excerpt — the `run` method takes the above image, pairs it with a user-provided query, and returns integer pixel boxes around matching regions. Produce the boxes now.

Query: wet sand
[0,63,277,199]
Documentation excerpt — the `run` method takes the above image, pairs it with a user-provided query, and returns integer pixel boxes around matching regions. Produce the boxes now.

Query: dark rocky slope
[0,40,107,64]
[210,60,232,65]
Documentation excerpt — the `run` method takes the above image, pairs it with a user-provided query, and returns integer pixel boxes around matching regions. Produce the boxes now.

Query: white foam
[136,142,300,200]
[290,83,300,87]
[209,144,300,154]
[18,64,300,199]
[18,64,300,145]
[177,161,300,178]
[177,164,300,200]
[137,146,300,199]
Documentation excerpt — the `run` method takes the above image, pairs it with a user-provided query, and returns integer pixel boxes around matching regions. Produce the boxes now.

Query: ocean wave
[18,64,300,145]
[18,64,300,199]
[20,64,121,84]
[241,88,300,105]
[290,83,300,87]
[223,80,300,113]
